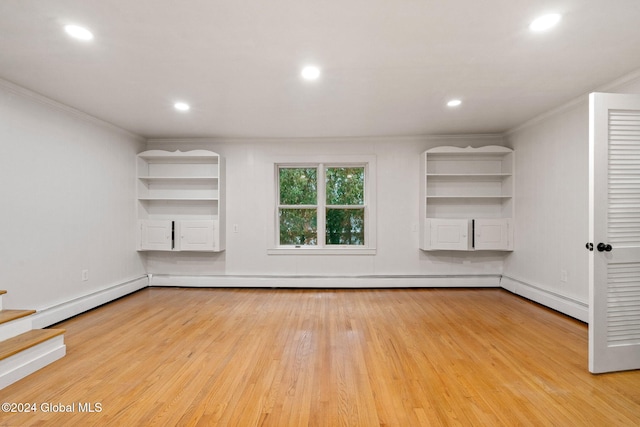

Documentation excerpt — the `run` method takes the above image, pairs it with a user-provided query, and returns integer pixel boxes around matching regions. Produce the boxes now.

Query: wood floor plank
[1,287,639,426]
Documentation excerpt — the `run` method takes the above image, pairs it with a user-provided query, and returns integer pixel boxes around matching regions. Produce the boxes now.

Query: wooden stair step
[0,291,6,295]
[0,329,66,361]
[0,310,36,326]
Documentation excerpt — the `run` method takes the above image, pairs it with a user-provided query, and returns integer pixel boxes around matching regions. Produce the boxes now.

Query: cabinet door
[474,219,512,250]
[426,219,471,250]
[139,220,173,251]
[176,220,217,251]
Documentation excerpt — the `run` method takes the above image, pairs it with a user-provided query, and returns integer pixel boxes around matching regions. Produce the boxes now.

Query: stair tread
[0,329,65,361]
[0,309,36,325]
[0,290,6,295]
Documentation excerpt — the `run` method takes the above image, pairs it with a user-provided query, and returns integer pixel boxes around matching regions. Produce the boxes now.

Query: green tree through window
[279,168,318,245]
[325,167,364,245]
[277,165,366,247]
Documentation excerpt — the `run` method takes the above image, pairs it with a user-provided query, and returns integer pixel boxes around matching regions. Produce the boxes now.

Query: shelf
[138,197,219,201]
[426,173,511,178]
[425,145,513,155]
[138,149,220,161]
[136,149,225,252]
[426,195,512,199]
[420,145,514,251]
[138,176,218,181]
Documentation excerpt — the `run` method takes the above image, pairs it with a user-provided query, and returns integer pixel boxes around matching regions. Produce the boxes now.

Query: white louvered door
[589,92,640,373]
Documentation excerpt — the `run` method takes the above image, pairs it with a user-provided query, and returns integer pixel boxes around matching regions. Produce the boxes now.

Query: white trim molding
[505,67,640,137]
[25,273,589,327]
[148,274,502,288]
[32,275,149,328]
[500,275,588,323]
[266,248,376,255]
[0,77,144,142]
[146,133,505,147]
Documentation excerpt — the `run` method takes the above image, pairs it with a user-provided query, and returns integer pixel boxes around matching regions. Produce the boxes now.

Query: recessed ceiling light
[64,24,94,41]
[529,13,561,32]
[447,99,462,108]
[174,102,190,112]
[301,66,321,81]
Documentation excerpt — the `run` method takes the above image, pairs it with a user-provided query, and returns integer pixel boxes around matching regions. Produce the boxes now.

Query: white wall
[144,136,508,284]
[503,102,589,308]
[6,68,640,320]
[0,81,147,313]
[502,71,640,321]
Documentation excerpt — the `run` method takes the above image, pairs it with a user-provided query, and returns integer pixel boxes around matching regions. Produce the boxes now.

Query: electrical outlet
[82,269,89,281]
[560,270,568,283]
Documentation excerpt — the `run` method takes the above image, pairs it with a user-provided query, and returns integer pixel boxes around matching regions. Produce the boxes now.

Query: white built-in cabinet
[419,146,514,251]
[136,150,225,252]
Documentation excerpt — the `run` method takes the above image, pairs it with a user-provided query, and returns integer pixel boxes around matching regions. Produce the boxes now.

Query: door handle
[597,243,612,252]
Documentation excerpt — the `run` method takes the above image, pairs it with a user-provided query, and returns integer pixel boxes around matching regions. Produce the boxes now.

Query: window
[271,157,376,254]
[324,167,365,245]
[278,167,319,245]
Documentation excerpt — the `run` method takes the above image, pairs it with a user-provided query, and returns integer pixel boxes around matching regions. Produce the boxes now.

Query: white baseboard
[23,273,586,328]
[32,276,149,328]
[500,275,588,323]
[0,335,66,389]
[148,274,502,288]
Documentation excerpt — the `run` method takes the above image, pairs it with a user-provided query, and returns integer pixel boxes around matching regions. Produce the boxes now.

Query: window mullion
[278,205,318,209]
[325,205,365,209]
[317,164,326,247]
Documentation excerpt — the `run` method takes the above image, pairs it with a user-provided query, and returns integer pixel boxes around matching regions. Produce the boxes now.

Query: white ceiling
[1,0,640,139]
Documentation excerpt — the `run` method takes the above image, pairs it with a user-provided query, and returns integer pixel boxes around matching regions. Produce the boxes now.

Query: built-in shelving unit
[136,150,225,252]
[420,146,514,251]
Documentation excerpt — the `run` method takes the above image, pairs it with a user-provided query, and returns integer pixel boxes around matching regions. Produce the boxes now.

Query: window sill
[267,247,376,256]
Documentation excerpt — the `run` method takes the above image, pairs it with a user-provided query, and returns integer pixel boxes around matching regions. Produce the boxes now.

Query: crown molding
[146,133,504,146]
[0,77,145,142]
[597,67,640,93]
[505,67,640,137]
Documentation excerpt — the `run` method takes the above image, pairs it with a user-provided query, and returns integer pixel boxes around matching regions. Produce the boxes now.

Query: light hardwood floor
[1,288,639,426]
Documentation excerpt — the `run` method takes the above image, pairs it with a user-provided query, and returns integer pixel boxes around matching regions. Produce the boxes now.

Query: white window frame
[267,155,376,255]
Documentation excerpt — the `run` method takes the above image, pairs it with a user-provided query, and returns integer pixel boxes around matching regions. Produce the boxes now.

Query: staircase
[0,290,66,389]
